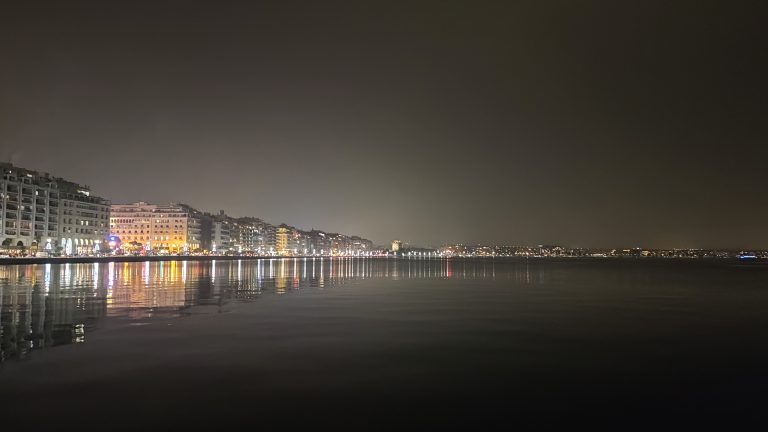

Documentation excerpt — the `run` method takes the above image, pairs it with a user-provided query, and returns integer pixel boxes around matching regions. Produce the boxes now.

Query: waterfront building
[297,230,310,255]
[350,236,373,254]
[275,225,291,255]
[234,220,260,253]
[212,221,232,252]
[391,240,402,252]
[225,220,240,252]
[263,222,276,253]
[1,163,109,255]
[307,230,329,255]
[110,202,201,253]
[57,180,110,255]
[275,224,308,255]
[327,233,355,255]
[200,210,234,252]
[237,217,275,254]
[199,214,214,251]
[1,163,60,250]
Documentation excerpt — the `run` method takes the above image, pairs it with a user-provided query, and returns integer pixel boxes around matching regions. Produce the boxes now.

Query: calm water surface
[2,258,768,426]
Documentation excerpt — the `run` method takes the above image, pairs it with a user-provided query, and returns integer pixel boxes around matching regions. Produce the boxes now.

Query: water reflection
[0,258,527,362]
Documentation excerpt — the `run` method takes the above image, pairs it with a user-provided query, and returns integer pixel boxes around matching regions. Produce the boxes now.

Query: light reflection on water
[5,257,768,424]
[0,258,515,362]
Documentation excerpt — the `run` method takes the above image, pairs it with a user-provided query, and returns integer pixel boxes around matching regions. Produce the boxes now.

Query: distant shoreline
[0,255,765,266]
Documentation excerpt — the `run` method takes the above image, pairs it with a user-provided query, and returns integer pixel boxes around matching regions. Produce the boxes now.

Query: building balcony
[5,229,16,235]
[5,211,16,219]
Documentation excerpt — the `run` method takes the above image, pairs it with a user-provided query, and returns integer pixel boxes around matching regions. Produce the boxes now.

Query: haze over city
[2,1,766,248]
[6,1,768,429]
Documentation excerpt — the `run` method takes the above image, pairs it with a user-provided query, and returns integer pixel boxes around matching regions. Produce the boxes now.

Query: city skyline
[0,161,376,256]
[4,159,768,252]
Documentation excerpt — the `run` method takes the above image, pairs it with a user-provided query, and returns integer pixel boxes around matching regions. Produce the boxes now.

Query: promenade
[0,254,307,266]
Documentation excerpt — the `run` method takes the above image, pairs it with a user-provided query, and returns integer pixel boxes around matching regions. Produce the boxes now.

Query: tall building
[57,180,110,255]
[325,233,346,255]
[211,211,233,252]
[275,224,304,255]
[233,217,275,254]
[297,230,310,255]
[275,225,290,256]
[306,230,329,255]
[1,163,60,250]
[110,202,201,253]
[1,163,109,255]
[200,210,234,252]
[234,220,259,253]
[209,221,231,252]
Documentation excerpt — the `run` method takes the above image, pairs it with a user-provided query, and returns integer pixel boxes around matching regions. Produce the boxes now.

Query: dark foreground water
[2,258,768,427]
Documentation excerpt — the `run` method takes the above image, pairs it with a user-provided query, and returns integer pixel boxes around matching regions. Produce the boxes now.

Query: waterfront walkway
[0,254,392,265]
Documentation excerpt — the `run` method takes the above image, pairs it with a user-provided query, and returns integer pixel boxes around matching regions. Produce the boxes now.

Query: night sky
[2,1,766,248]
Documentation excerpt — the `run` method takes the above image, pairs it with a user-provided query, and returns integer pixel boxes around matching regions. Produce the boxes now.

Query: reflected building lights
[1,258,534,362]
[44,263,51,292]
[92,262,99,289]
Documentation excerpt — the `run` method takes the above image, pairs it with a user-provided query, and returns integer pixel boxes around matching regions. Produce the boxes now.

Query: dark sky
[2,1,766,248]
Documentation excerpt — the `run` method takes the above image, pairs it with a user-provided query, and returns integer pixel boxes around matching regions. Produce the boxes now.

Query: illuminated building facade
[201,214,276,254]
[235,221,261,252]
[58,181,110,255]
[1,163,60,250]
[307,230,329,254]
[275,225,290,255]
[350,236,373,253]
[234,217,275,254]
[110,202,201,253]
[1,163,109,255]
